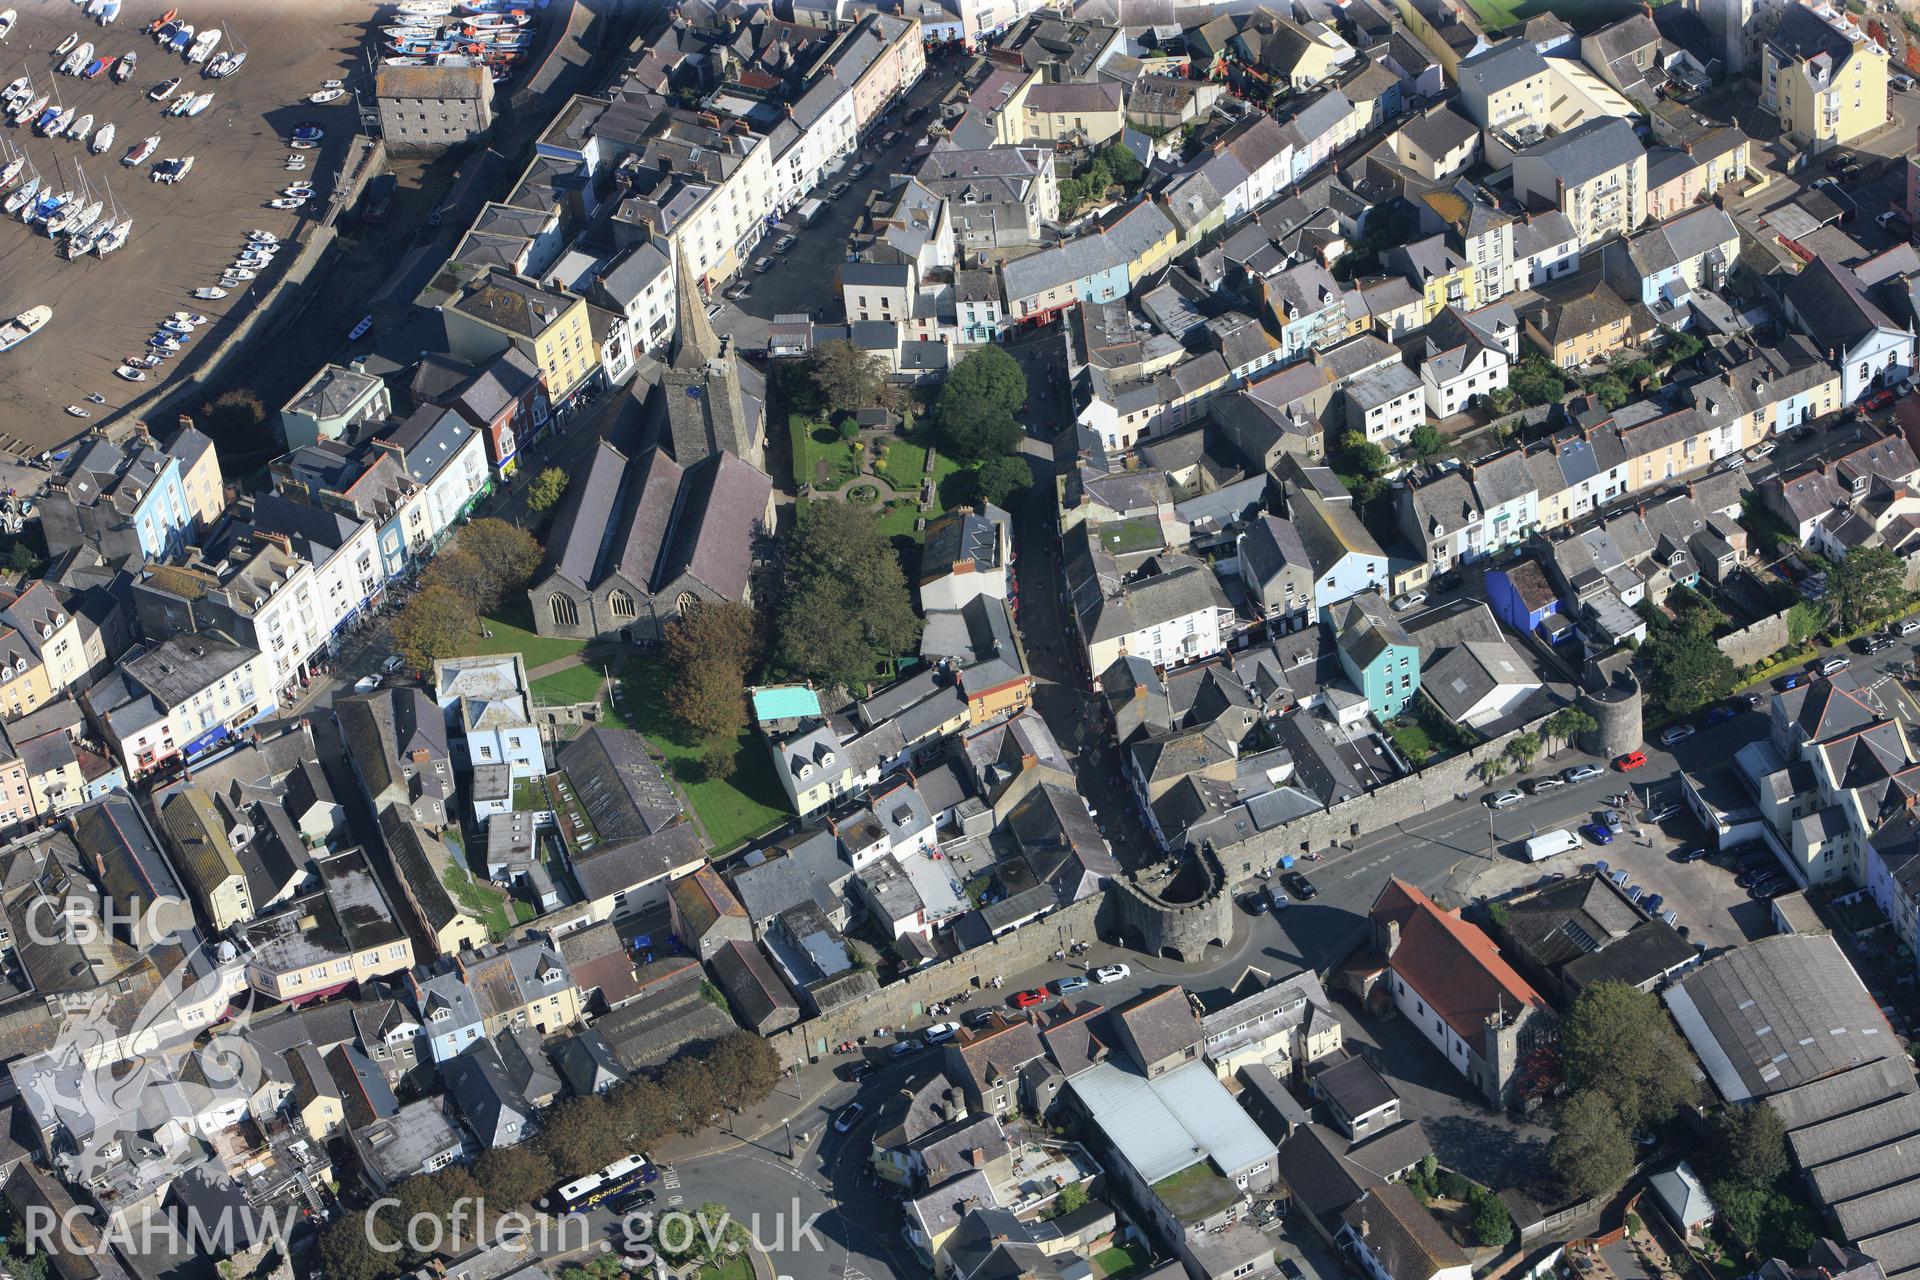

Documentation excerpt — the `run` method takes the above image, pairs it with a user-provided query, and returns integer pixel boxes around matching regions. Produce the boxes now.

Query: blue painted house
[40,436,195,562]
[1485,557,1573,644]
[1265,260,1350,362]
[409,967,484,1064]
[1328,590,1420,720]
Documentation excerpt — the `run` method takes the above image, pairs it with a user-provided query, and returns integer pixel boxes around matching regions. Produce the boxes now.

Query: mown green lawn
[442,862,512,940]
[1093,1243,1151,1280]
[1461,0,1668,31]
[460,601,588,670]
[530,664,610,706]
[790,415,862,492]
[608,660,788,853]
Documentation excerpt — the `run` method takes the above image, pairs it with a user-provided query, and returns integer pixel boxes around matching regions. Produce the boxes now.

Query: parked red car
[1866,389,1897,411]
[1613,750,1648,771]
[1011,988,1048,1009]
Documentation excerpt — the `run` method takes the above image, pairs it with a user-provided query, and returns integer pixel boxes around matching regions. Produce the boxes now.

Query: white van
[1524,829,1582,863]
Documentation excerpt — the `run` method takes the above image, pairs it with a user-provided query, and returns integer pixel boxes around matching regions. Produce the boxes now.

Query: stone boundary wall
[768,892,1106,1062]
[1716,610,1792,667]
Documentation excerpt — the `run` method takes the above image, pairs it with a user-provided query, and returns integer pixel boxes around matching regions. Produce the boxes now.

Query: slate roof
[1458,38,1546,95]
[1343,1184,1471,1280]
[1521,118,1643,189]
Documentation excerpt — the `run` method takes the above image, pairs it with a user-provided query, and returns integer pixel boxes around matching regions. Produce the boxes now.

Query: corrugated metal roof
[1068,1058,1274,1183]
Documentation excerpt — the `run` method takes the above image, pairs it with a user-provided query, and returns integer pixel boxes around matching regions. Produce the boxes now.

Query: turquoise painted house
[1328,590,1419,720]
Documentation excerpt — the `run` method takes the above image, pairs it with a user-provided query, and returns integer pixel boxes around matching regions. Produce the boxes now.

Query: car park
[1736,866,1776,888]
[1675,846,1709,862]
[1582,822,1614,845]
[1750,879,1790,900]
[1280,871,1317,900]
[1012,988,1048,1008]
[1093,964,1131,984]
[1562,763,1605,783]
[1485,789,1523,809]
[1819,655,1852,676]
[1525,775,1567,793]
[924,1022,960,1043]
[1055,975,1090,994]
[1614,751,1647,771]
[1659,725,1696,747]
[834,1103,866,1132]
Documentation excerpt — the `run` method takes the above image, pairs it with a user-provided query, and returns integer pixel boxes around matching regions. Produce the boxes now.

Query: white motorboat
[160,319,192,335]
[89,121,112,154]
[43,106,74,136]
[186,28,217,63]
[223,267,255,280]
[114,365,146,382]
[63,406,90,420]
[92,216,127,254]
[151,153,191,182]
[206,49,243,77]
[11,92,45,124]
[0,10,15,40]
[0,155,22,189]
[309,86,344,103]
[60,41,92,75]
[1,75,24,101]
[246,229,277,242]
[183,91,211,116]
[126,354,160,369]
[147,334,180,351]
[123,134,157,165]
[54,33,77,56]
[168,311,207,325]
[149,76,177,100]
[266,196,304,209]
[66,112,91,139]
[113,49,133,80]
[191,286,226,300]
[0,306,50,353]
[396,0,456,16]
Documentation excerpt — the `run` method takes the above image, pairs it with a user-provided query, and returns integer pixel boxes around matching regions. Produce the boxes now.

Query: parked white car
[1092,964,1131,984]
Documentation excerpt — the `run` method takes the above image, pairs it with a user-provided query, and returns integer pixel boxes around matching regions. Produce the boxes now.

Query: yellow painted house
[443,268,601,402]
[1388,234,1479,325]
[1762,3,1888,153]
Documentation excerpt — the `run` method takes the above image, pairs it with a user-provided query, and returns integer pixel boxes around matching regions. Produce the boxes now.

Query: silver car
[1561,763,1605,783]
[1486,789,1524,810]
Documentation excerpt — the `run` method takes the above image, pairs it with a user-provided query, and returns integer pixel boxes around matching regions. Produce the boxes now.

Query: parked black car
[1280,870,1317,900]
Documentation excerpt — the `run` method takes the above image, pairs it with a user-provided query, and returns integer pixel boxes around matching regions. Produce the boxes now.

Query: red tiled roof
[1373,878,1546,1045]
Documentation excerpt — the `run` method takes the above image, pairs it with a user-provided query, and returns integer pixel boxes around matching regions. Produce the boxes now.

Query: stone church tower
[660,250,765,472]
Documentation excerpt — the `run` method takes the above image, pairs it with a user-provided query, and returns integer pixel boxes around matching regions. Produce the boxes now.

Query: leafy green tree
[810,338,892,416]
[1833,545,1907,630]
[701,1032,781,1104]
[1504,731,1542,771]
[1589,375,1631,409]
[1715,1102,1789,1191]
[660,1055,727,1133]
[455,518,545,603]
[941,345,1026,420]
[1051,1182,1090,1218]
[976,455,1033,507]
[539,1096,627,1176]
[1788,599,1830,646]
[663,600,761,740]
[391,584,479,671]
[1543,707,1597,750]
[527,467,570,513]
[609,1077,680,1146]
[699,741,738,780]
[1551,1089,1635,1200]
[473,1145,555,1210]
[935,346,1028,459]
[775,500,922,691]
[1471,1189,1515,1248]
[1662,328,1704,365]
[1409,424,1447,461]
[203,388,266,439]
[5,543,39,575]
[1097,141,1144,184]
[1337,431,1391,480]
[1712,1182,1817,1257]
[320,1213,398,1280]
[1511,354,1569,407]
[1561,982,1700,1133]
[1640,594,1737,716]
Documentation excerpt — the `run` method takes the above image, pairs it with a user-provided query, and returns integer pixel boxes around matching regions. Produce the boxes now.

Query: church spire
[671,245,722,371]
